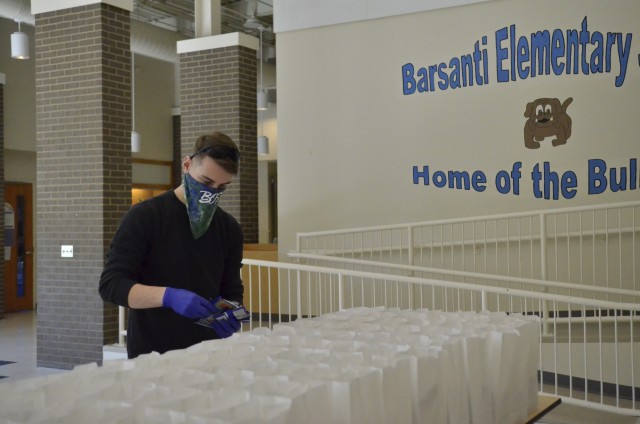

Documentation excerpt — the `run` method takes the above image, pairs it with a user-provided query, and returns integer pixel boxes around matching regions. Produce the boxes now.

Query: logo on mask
[198,191,222,205]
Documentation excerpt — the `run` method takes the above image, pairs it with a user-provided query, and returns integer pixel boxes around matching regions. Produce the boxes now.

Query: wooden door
[4,183,34,312]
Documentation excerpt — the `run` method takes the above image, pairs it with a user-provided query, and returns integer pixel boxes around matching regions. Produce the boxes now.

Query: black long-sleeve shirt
[99,190,244,358]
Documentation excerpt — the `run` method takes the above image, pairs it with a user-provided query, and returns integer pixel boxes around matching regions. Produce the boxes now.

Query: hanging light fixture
[257,26,269,155]
[11,21,29,60]
[257,135,269,155]
[257,25,268,111]
[131,53,141,153]
[257,89,267,111]
[131,131,141,153]
[245,0,268,112]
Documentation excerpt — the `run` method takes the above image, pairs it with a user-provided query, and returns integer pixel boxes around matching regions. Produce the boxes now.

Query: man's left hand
[210,311,241,338]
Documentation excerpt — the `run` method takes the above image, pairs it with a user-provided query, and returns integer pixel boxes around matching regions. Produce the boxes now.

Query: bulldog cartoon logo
[523,97,573,149]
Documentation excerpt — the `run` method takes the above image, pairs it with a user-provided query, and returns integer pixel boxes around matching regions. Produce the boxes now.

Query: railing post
[407,225,414,267]
[481,290,487,311]
[408,225,415,308]
[338,273,344,311]
[118,306,125,346]
[296,270,302,320]
[540,213,551,336]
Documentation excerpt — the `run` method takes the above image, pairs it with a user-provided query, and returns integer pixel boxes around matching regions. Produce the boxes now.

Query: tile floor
[0,310,638,423]
[0,310,67,382]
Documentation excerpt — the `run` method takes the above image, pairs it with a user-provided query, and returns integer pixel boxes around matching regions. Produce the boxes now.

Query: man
[99,132,244,359]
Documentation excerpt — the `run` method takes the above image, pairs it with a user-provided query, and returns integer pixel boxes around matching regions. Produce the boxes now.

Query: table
[524,395,562,424]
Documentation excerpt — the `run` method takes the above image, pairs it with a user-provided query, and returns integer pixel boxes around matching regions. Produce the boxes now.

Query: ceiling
[131,0,275,47]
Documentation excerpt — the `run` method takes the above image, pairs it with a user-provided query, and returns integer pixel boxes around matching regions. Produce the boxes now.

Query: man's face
[184,155,234,192]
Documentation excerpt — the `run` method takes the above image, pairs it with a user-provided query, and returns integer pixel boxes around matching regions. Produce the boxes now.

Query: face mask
[183,172,224,239]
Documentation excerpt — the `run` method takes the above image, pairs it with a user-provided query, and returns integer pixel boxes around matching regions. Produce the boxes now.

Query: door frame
[4,182,34,312]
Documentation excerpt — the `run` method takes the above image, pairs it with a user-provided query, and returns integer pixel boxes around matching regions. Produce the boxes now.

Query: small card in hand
[195,297,250,329]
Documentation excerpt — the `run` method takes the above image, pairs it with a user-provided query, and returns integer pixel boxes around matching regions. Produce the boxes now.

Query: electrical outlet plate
[61,245,73,258]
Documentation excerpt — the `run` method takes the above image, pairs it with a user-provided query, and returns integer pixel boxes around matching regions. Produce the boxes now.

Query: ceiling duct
[0,0,35,26]
[0,0,274,62]
[131,19,186,63]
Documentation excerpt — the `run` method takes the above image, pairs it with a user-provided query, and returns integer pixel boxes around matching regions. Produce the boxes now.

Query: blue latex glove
[162,287,217,319]
[210,311,241,338]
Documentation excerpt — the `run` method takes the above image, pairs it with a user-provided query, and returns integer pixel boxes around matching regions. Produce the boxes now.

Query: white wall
[0,19,36,152]
[274,0,494,33]
[4,150,36,184]
[258,61,277,161]
[258,161,269,243]
[275,0,640,255]
[132,53,175,162]
[257,61,277,242]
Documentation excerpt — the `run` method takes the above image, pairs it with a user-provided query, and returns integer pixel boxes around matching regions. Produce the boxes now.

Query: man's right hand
[162,287,217,318]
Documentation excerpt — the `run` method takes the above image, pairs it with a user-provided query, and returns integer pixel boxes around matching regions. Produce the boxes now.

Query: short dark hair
[190,132,240,175]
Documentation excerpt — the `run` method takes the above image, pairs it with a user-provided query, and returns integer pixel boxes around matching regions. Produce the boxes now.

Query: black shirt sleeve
[218,213,244,305]
[98,201,153,308]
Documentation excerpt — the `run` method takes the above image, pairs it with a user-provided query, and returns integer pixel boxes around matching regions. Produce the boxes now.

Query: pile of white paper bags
[0,308,540,424]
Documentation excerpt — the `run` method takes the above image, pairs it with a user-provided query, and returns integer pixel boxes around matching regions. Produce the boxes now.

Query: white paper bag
[461,332,493,424]
[441,338,470,424]
[486,327,528,424]
[228,394,291,424]
[407,345,447,424]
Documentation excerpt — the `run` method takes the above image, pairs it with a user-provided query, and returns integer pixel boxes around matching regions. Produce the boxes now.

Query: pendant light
[248,0,268,112]
[257,26,269,155]
[11,21,29,60]
[258,135,269,155]
[257,90,267,111]
[131,53,141,152]
[257,25,267,111]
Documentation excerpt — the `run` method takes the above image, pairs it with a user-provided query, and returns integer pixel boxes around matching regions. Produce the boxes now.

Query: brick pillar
[178,34,259,243]
[172,108,182,188]
[34,3,132,368]
[0,77,4,319]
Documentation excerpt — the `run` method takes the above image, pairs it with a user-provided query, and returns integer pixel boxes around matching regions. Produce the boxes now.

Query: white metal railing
[238,259,640,416]
[295,201,640,294]
[115,258,640,414]
[288,252,640,305]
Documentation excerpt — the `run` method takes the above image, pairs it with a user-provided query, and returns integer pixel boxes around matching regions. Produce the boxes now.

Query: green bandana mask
[184,173,223,239]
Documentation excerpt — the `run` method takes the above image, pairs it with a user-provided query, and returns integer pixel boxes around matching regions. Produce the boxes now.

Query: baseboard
[540,371,640,401]
[524,309,640,319]
[249,312,300,324]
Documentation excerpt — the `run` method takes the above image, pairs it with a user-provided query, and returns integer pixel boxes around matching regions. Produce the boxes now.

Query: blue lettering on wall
[412,166,487,192]
[588,159,607,194]
[531,163,577,199]
[551,29,565,74]
[413,160,637,199]
[402,36,491,94]
[495,27,509,82]
[588,158,638,194]
[404,17,634,94]
[402,63,416,94]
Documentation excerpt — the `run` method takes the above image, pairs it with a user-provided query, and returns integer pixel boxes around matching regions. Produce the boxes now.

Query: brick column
[34,2,132,368]
[0,76,5,319]
[178,34,259,243]
[172,108,182,188]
